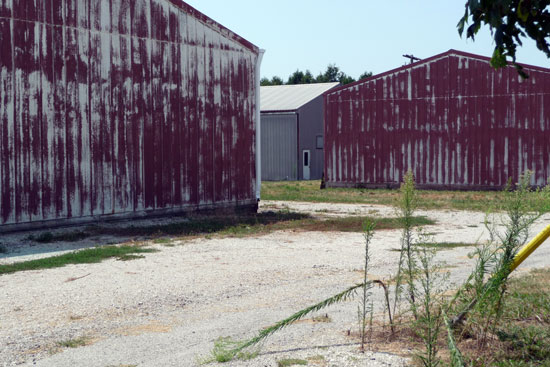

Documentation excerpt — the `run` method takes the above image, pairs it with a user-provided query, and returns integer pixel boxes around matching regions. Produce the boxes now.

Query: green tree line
[261,64,372,86]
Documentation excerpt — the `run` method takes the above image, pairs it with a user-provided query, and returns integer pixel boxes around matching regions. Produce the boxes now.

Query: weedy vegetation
[412,247,449,367]
[200,337,258,364]
[261,180,550,213]
[152,238,173,245]
[358,220,375,352]
[205,171,550,367]
[56,336,90,348]
[442,172,550,366]
[0,245,157,275]
[277,359,308,367]
[391,171,421,328]
[311,314,332,323]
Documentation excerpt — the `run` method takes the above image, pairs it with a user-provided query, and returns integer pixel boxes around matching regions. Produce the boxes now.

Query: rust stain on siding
[0,0,259,228]
[325,50,550,190]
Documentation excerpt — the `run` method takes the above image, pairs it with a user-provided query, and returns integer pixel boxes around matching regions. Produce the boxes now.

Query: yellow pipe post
[510,224,550,272]
[451,223,550,328]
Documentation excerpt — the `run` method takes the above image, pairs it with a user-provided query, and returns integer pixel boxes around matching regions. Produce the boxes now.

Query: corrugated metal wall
[0,0,259,230]
[325,50,550,190]
[261,113,297,181]
[297,96,324,180]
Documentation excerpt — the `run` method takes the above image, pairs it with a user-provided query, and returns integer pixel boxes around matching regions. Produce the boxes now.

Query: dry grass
[115,321,173,337]
[262,180,549,212]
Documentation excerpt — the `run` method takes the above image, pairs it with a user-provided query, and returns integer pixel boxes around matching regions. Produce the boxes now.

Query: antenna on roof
[403,54,421,64]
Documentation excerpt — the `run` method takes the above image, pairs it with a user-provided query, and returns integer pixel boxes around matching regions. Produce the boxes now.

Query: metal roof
[326,49,550,96]
[261,82,340,112]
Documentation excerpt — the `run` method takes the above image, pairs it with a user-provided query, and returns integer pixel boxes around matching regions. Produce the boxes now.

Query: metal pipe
[255,49,265,201]
[451,223,550,327]
[511,223,550,271]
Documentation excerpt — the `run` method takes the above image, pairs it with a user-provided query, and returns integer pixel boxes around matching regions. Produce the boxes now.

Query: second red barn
[324,49,550,190]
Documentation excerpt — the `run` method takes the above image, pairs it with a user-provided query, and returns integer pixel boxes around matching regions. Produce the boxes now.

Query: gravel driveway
[1,201,549,367]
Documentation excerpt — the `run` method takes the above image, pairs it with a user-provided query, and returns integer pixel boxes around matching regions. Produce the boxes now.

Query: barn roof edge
[325,49,550,96]
[168,0,260,54]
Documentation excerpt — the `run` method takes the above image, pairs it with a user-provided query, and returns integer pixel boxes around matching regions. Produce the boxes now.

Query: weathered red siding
[0,0,259,230]
[325,50,550,190]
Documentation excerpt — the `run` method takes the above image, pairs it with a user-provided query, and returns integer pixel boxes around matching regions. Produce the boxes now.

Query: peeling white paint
[1,0,260,226]
[407,71,412,101]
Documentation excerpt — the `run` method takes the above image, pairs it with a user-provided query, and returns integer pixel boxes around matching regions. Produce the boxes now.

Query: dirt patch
[115,321,174,337]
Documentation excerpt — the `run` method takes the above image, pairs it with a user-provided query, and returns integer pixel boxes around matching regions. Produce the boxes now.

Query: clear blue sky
[185,1,550,80]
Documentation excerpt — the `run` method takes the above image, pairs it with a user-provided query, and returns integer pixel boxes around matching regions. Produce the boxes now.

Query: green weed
[311,314,332,323]
[201,337,258,363]
[359,220,375,351]
[214,283,368,361]
[0,246,157,275]
[152,238,173,244]
[277,359,307,367]
[56,337,89,348]
[116,254,146,261]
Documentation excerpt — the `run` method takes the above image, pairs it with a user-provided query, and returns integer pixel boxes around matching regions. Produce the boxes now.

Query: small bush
[277,359,307,367]
[56,337,89,348]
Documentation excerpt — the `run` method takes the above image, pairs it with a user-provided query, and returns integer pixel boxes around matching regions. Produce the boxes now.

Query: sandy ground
[1,201,549,367]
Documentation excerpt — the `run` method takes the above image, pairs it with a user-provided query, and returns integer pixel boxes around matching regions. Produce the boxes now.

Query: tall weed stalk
[358,220,375,352]
[392,171,419,328]
[215,282,369,360]
[413,246,448,367]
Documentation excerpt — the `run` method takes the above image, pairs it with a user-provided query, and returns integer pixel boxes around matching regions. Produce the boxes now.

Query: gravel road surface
[1,201,549,367]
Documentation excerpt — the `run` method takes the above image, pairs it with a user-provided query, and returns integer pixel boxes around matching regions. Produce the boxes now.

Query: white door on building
[303,150,311,180]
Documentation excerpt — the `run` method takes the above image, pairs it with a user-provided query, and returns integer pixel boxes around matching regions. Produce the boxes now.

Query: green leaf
[517,0,529,22]
[490,48,508,68]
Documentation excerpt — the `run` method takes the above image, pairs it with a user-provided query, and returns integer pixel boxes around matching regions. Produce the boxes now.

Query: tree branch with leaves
[457,0,550,78]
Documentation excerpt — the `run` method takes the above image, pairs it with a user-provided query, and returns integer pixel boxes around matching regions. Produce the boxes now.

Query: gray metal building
[260,83,339,181]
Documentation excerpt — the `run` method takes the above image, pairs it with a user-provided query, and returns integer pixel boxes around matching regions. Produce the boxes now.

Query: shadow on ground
[0,211,310,260]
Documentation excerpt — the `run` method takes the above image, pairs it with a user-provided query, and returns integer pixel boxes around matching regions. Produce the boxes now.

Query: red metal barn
[0,0,263,231]
[324,50,550,190]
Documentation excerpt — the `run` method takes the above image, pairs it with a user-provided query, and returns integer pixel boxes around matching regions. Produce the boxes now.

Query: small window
[316,135,323,149]
[304,151,309,167]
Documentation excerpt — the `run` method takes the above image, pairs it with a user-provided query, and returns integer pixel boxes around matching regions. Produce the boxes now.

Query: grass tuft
[56,337,89,348]
[312,314,332,323]
[116,254,146,261]
[152,238,173,244]
[0,245,157,275]
[277,359,308,367]
[201,337,258,363]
